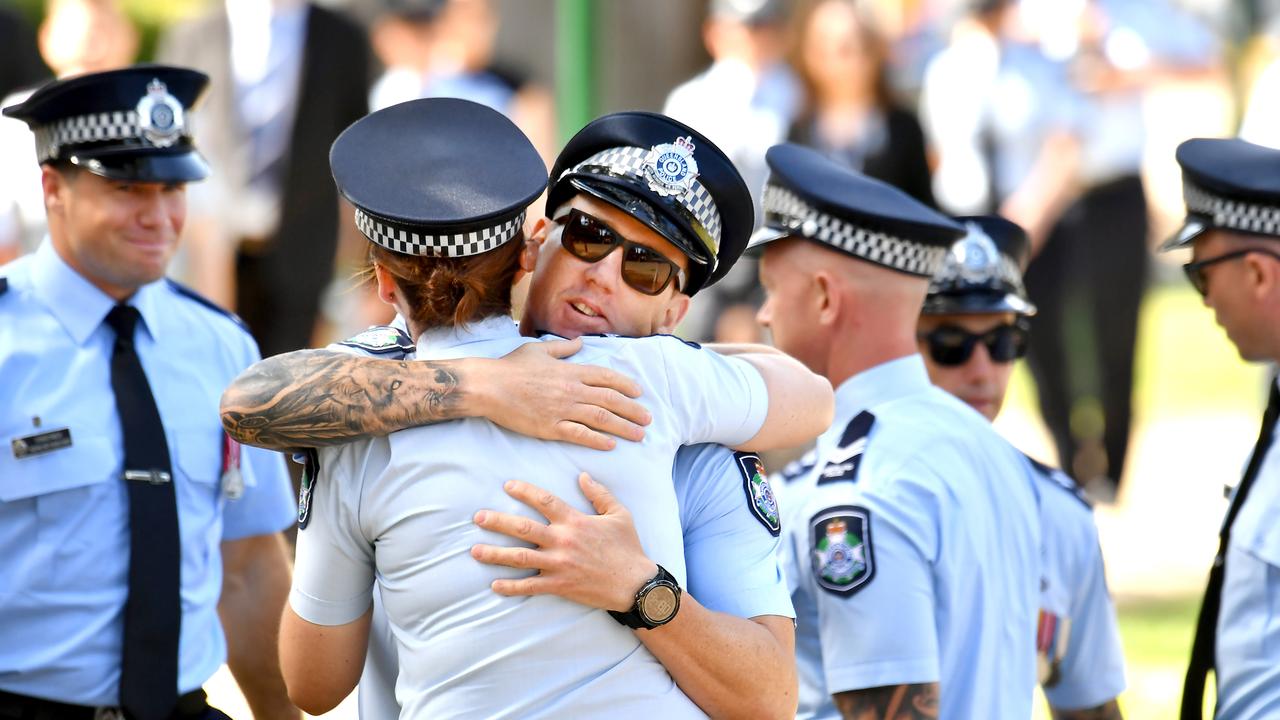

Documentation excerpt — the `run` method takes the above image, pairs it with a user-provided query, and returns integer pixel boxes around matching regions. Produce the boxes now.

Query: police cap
[1162,137,1280,251]
[330,97,547,257]
[922,215,1036,316]
[749,143,964,277]
[2,64,210,183]
[547,111,753,296]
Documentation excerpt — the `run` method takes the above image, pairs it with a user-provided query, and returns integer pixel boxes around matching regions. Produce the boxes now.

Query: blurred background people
[664,0,801,344]
[157,0,370,357]
[0,0,136,264]
[788,0,934,207]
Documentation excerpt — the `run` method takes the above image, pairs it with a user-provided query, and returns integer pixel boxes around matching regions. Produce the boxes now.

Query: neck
[823,316,919,389]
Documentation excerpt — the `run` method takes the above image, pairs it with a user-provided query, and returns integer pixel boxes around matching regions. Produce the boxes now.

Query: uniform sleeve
[655,338,769,448]
[674,445,793,620]
[220,444,296,540]
[289,444,376,626]
[1044,531,1127,710]
[808,461,943,692]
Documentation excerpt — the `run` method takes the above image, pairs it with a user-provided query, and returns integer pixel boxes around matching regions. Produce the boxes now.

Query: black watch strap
[609,564,682,630]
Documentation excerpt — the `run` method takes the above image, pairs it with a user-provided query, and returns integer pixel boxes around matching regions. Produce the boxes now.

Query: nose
[582,244,623,291]
[756,298,773,328]
[135,189,166,229]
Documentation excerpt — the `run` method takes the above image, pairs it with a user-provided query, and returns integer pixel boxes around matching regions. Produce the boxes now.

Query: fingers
[577,385,651,428]
[567,396,647,444]
[473,509,552,546]
[490,575,555,597]
[578,472,621,515]
[503,479,575,522]
[469,543,547,571]
[577,365,644,400]
[552,420,616,451]
[539,336,584,359]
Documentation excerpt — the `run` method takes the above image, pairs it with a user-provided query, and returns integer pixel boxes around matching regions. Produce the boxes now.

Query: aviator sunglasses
[556,209,687,296]
[918,322,1030,367]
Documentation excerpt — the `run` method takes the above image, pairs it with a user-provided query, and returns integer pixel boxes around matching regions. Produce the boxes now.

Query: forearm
[733,352,834,451]
[1052,699,1123,720]
[219,534,298,720]
[220,349,483,450]
[639,599,796,719]
[833,684,940,720]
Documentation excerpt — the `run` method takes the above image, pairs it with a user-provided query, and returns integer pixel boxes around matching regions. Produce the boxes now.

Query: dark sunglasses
[556,209,686,296]
[918,322,1029,367]
[1183,248,1280,297]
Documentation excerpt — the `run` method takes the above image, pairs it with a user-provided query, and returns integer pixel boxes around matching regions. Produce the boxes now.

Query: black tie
[1181,378,1280,720]
[105,304,181,720]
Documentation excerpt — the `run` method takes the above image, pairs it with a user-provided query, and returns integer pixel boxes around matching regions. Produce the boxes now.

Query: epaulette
[0,277,7,296]
[1023,452,1091,509]
[652,333,701,349]
[165,279,251,334]
[338,325,415,355]
[577,331,702,350]
[818,410,876,485]
[781,448,818,484]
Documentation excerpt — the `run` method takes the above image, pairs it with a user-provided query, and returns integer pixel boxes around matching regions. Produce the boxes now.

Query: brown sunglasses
[556,209,687,296]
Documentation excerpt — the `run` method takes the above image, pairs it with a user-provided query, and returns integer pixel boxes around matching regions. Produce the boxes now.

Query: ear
[813,270,841,326]
[41,165,67,216]
[521,219,550,273]
[372,264,399,307]
[1249,252,1280,301]
[655,292,693,334]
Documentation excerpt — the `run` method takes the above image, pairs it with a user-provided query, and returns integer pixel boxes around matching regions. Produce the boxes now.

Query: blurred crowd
[0,0,1271,492]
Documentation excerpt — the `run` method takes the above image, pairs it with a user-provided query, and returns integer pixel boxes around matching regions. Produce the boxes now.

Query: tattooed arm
[1052,700,1123,720]
[220,338,650,451]
[833,684,940,720]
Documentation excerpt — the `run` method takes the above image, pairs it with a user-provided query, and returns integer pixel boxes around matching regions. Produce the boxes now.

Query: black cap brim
[68,147,209,183]
[567,174,715,269]
[1159,218,1207,252]
[921,291,1037,317]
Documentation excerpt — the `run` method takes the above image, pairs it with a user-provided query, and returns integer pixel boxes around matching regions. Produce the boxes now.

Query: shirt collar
[31,239,164,346]
[414,315,522,360]
[833,353,933,420]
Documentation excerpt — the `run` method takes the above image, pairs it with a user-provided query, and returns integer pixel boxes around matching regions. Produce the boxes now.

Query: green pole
[555,0,596,145]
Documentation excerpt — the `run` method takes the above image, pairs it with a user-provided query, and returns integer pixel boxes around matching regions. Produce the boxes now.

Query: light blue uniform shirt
[292,316,770,718]
[337,321,793,719]
[1216,377,1280,718]
[0,241,295,706]
[780,355,1041,719]
[1028,460,1127,710]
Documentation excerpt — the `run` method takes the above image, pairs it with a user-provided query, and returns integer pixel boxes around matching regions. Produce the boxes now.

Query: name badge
[11,428,72,459]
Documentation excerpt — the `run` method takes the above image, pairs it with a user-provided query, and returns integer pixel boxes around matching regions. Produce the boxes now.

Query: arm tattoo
[833,683,940,720]
[221,350,467,449]
[1053,700,1123,720]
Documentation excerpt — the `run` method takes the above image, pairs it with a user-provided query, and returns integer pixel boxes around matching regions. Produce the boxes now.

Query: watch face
[640,584,679,624]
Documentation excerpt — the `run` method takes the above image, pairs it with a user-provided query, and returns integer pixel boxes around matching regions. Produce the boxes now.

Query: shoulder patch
[297,448,319,530]
[338,325,415,355]
[1023,452,1090,509]
[165,279,250,333]
[817,410,876,485]
[735,452,780,536]
[810,505,875,596]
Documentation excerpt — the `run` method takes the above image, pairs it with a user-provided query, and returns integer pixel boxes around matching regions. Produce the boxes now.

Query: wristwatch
[609,564,682,630]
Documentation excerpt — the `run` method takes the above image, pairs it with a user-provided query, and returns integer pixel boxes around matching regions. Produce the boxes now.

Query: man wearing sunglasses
[751,144,1043,719]
[919,216,1127,720]
[1170,138,1280,720]
[220,112,807,718]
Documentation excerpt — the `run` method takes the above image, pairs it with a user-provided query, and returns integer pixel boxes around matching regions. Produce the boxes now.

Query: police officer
[751,144,1042,718]
[279,98,828,717]
[1172,138,1280,720]
[918,216,1126,719]
[223,109,812,719]
[0,67,296,719]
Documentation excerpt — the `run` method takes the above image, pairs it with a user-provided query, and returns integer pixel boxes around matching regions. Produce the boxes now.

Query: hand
[478,338,651,451]
[470,474,658,612]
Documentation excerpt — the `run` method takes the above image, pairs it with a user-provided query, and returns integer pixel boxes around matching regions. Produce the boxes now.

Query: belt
[0,689,210,720]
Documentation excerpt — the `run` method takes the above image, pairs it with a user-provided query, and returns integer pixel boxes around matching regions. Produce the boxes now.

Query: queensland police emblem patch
[136,79,185,148]
[736,452,780,536]
[810,506,874,596]
[643,136,700,197]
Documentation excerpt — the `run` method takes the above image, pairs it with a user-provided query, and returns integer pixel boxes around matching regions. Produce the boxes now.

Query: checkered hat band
[1184,181,1280,237]
[32,110,188,162]
[354,208,526,258]
[761,183,947,277]
[567,146,722,248]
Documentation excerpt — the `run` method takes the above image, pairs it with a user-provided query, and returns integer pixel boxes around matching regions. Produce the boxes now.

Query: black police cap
[922,215,1036,317]
[547,111,753,296]
[749,143,964,277]
[1163,137,1280,251]
[330,97,547,257]
[2,64,209,183]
